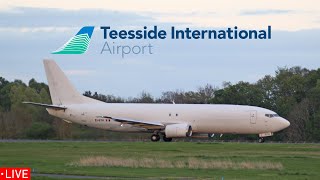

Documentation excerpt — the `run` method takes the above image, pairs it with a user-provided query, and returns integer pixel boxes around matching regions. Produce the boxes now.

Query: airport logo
[51,25,271,57]
[52,26,94,54]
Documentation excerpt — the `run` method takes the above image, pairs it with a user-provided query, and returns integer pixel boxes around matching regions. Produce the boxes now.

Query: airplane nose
[280,118,290,129]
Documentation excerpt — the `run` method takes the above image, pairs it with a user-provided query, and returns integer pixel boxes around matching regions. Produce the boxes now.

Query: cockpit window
[265,114,279,118]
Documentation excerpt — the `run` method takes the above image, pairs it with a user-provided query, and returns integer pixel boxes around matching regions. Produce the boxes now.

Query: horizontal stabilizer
[23,102,67,110]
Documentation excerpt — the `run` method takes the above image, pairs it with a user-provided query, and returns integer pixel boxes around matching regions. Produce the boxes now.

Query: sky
[0,1,319,97]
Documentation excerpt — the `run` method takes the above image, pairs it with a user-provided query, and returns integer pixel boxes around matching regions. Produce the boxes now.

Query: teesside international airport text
[100,26,272,40]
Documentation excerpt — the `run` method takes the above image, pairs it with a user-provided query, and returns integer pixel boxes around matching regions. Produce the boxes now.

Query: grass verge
[0,142,319,179]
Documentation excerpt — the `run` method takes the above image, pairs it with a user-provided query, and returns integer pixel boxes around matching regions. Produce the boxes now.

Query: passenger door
[250,111,257,124]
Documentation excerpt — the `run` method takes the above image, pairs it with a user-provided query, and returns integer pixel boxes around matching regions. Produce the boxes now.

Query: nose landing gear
[258,132,273,143]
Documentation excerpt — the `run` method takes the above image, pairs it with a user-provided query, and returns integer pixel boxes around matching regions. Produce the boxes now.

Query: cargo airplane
[24,60,290,143]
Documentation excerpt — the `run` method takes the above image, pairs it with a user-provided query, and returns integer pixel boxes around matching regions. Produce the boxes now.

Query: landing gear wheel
[151,134,160,142]
[162,135,173,142]
[258,137,265,143]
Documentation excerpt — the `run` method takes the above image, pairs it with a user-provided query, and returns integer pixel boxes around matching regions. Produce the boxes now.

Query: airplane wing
[23,102,67,110]
[97,116,164,130]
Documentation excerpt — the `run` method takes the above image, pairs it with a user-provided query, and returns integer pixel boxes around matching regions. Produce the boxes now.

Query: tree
[131,91,154,103]
[26,121,54,139]
[29,78,49,94]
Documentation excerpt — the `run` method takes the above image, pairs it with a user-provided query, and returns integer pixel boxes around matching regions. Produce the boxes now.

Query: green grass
[0,142,320,179]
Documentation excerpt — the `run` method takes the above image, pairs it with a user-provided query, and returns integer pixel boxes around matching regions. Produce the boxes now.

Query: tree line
[1,66,320,141]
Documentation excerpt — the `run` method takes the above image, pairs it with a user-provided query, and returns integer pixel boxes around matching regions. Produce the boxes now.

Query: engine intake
[165,123,192,138]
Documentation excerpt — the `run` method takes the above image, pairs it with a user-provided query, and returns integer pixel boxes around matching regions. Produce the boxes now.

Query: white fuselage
[47,103,290,135]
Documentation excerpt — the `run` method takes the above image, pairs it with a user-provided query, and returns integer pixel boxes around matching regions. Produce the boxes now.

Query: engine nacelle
[165,124,192,138]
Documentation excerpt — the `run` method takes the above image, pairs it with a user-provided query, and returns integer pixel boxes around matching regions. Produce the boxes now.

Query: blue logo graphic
[52,26,95,54]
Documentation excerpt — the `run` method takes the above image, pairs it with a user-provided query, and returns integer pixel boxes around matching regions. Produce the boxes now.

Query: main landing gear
[151,134,160,142]
[162,135,172,142]
[258,137,265,143]
[150,133,172,142]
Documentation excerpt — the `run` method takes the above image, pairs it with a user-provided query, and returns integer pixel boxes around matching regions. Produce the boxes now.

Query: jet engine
[165,124,192,138]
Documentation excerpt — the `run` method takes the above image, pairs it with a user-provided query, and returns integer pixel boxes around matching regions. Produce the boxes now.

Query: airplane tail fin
[43,59,99,105]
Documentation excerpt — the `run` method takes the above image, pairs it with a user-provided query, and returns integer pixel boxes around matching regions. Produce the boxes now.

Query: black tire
[258,137,265,143]
[151,134,160,142]
[162,135,173,142]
